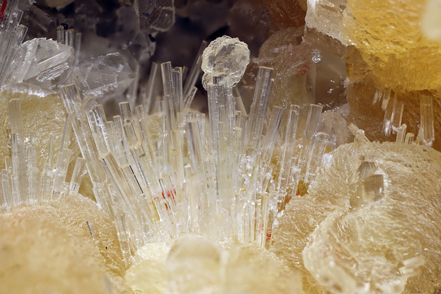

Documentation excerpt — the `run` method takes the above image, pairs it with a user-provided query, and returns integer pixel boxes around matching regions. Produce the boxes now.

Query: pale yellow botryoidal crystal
[271,141,441,294]
[164,235,303,294]
[125,243,169,294]
[0,193,130,294]
[343,0,441,92]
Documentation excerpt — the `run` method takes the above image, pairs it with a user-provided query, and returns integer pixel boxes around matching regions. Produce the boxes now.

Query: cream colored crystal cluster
[271,139,441,293]
[0,0,441,293]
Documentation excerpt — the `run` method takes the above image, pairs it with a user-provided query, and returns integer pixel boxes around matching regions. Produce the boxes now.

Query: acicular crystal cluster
[0,0,441,293]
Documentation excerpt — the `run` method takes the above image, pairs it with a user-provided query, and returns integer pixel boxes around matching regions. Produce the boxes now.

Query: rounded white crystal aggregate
[201,35,250,88]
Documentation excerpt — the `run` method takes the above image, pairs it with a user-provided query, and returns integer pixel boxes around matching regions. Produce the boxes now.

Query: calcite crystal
[4,38,74,89]
[305,0,348,43]
[271,140,441,294]
[166,235,303,294]
[0,194,129,294]
[72,52,134,99]
[343,0,441,92]
[265,0,306,30]
[256,27,312,108]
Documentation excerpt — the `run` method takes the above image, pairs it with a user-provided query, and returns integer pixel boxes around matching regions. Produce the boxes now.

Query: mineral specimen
[0,86,66,171]
[5,38,74,89]
[342,0,441,92]
[255,27,311,108]
[265,0,306,30]
[0,0,441,294]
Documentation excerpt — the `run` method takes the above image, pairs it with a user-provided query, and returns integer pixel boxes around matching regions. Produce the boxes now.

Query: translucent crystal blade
[395,124,407,144]
[183,40,208,99]
[420,95,435,147]
[52,149,73,200]
[70,157,87,194]
[26,139,39,205]
[244,66,274,153]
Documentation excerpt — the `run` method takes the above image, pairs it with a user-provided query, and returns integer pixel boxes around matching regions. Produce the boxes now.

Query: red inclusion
[266,233,272,242]
[0,0,7,22]
[159,189,176,210]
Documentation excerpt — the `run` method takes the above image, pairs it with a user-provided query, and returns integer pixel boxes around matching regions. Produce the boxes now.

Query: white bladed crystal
[5,38,74,89]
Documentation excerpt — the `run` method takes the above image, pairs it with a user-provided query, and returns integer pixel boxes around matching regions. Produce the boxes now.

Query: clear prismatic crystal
[1,0,441,293]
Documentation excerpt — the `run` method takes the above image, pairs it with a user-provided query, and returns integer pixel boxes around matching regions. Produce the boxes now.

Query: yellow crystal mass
[271,141,441,294]
[0,193,129,294]
[343,0,441,92]
[0,86,66,171]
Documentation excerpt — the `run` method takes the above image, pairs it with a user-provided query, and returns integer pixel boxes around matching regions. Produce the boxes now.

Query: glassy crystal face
[6,38,74,89]
[256,27,311,108]
[265,0,306,30]
[139,0,175,32]
[72,52,134,99]
[305,0,348,44]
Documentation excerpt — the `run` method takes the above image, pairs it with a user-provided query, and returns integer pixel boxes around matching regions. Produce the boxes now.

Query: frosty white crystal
[140,0,175,32]
[166,235,223,294]
[164,235,304,294]
[201,35,250,88]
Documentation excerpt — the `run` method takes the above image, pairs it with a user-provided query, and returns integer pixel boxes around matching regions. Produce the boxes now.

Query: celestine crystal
[0,0,441,293]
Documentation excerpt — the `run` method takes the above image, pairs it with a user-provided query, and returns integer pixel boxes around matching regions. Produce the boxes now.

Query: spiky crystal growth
[1,30,435,268]
[0,31,337,267]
